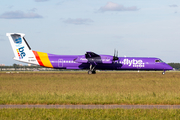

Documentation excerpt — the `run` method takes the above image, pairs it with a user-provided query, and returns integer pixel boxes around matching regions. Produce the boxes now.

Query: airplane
[6,33,173,74]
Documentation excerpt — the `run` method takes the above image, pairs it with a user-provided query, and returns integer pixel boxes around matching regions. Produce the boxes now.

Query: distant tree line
[0,64,58,71]
[168,63,180,70]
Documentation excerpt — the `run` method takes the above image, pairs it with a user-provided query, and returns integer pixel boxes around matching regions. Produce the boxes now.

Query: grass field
[0,71,180,105]
[0,108,180,119]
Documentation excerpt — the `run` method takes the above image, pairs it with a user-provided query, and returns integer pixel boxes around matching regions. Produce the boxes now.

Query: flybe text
[122,59,145,67]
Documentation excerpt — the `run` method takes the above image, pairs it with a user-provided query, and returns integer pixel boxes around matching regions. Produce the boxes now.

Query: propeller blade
[117,50,118,57]
[113,49,119,61]
[114,49,115,54]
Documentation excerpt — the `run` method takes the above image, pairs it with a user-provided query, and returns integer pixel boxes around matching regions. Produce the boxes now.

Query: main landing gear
[88,70,96,74]
[162,71,166,75]
[88,64,96,74]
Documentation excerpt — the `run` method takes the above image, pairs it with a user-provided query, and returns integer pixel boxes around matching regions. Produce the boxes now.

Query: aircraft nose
[165,64,173,70]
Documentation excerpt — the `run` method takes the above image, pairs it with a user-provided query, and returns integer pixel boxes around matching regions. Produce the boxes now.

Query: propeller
[113,49,119,61]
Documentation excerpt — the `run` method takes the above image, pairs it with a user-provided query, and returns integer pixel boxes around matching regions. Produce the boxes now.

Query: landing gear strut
[88,64,96,74]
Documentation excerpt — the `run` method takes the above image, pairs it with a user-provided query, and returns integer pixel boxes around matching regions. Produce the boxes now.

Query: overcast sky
[0,0,180,65]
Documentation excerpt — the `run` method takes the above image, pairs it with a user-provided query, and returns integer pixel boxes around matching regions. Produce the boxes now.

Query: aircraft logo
[14,38,22,44]
[16,47,26,59]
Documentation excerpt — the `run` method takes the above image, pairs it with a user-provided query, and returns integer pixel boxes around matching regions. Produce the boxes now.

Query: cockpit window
[155,59,164,63]
[155,60,160,62]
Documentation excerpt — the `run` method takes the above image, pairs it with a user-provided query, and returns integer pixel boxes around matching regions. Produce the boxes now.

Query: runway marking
[1,105,180,109]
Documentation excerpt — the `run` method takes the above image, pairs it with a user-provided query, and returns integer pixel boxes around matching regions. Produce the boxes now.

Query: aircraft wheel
[88,70,92,74]
[162,71,165,75]
[92,71,96,74]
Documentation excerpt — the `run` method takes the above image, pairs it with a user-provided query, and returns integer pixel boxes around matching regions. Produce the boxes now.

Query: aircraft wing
[74,52,112,64]
[85,51,100,58]
[74,51,101,63]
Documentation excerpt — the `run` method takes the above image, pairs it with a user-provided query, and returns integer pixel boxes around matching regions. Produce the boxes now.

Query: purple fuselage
[47,53,173,71]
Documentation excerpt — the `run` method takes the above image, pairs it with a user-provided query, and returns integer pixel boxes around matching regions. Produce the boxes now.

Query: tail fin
[6,33,54,68]
[6,33,38,65]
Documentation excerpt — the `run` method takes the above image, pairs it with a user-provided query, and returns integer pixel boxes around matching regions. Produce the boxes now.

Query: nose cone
[165,64,173,70]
